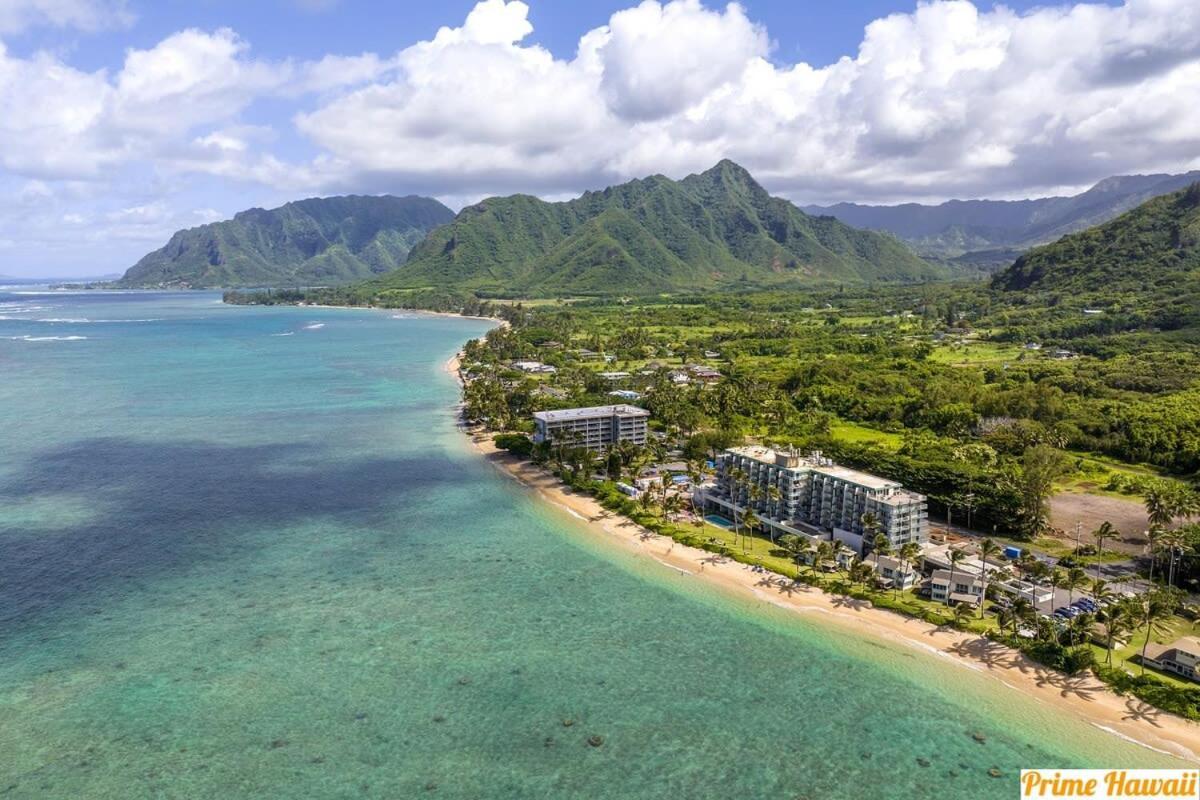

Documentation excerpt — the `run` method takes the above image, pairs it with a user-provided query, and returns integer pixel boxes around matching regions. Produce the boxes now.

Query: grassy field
[927,339,1027,366]
[1092,614,1199,689]
[829,419,904,449]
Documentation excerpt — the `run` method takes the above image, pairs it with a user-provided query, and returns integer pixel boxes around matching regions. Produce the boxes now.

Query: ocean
[0,289,1185,799]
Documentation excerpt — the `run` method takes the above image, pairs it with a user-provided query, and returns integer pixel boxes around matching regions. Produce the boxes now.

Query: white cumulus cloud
[292,0,1200,203]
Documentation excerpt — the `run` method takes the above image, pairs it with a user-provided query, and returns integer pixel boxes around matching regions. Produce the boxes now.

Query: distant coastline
[440,347,1200,763]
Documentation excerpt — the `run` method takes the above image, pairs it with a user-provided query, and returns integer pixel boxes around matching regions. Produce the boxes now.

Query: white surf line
[651,556,695,576]
[1091,723,1196,761]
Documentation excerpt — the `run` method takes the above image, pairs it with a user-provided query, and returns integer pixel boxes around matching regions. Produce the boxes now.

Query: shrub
[493,433,533,457]
[1020,640,1094,674]
[1094,664,1200,721]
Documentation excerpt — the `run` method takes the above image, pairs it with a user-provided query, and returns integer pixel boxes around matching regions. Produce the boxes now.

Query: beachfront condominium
[532,405,649,451]
[702,446,928,554]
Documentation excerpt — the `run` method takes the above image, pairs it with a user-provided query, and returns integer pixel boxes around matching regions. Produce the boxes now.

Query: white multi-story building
[532,405,649,451]
[701,446,928,554]
[930,569,985,606]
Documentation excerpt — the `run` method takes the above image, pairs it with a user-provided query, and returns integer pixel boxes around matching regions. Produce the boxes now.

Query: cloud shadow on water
[0,436,462,634]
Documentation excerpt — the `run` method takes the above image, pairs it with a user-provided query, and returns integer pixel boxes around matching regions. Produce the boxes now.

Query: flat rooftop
[533,405,649,422]
[726,445,922,498]
[812,463,897,491]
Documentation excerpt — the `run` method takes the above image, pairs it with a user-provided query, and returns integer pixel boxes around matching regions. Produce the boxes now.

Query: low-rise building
[994,579,1054,606]
[513,360,557,374]
[598,371,631,381]
[689,366,721,381]
[868,554,919,589]
[931,569,985,606]
[608,389,641,401]
[1140,637,1200,682]
[532,404,649,450]
[700,445,928,554]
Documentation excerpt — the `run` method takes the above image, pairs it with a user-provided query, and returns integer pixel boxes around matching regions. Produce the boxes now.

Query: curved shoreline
[442,352,1200,763]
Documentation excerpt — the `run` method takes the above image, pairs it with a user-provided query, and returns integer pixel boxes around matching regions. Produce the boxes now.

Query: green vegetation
[322,161,946,298]
[447,281,1198,538]
[118,195,454,288]
[993,183,1200,343]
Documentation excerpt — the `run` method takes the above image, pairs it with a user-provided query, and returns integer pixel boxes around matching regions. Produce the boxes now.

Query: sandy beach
[443,351,1200,761]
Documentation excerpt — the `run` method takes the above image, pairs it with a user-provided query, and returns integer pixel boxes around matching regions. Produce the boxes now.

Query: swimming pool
[704,513,735,529]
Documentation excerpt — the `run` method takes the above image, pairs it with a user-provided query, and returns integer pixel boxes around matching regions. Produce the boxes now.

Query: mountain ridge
[994,182,1200,294]
[117,195,455,289]
[369,160,943,295]
[803,171,1200,262]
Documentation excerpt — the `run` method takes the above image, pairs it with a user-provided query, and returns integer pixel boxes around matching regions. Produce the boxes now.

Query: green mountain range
[117,195,454,288]
[803,171,1200,263]
[995,183,1200,293]
[368,160,942,295]
[991,183,1200,339]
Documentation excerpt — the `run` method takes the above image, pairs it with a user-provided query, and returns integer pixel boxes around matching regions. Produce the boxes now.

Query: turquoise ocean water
[0,290,1187,799]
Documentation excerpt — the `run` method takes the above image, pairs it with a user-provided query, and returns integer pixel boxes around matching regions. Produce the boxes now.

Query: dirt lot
[1049,491,1150,552]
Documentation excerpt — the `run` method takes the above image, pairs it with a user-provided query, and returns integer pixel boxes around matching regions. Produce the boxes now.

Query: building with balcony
[930,569,985,606]
[532,405,649,451]
[699,445,928,554]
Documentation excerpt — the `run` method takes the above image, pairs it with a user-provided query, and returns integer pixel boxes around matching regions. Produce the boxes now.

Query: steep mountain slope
[803,171,1200,259]
[118,195,454,288]
[374,161,940,294]
[995,183,1200,293]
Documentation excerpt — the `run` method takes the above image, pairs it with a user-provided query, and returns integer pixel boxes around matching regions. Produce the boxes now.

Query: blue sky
[0,0,1192,277]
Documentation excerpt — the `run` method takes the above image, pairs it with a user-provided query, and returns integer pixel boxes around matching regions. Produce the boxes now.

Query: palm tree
[1011,598,1036,635]
[848,556,871,590]
[779,534,811,576]
[995,605,1015,635]
[746,485,763,550]
[872,533,892,569]
[1064,567,1088,607]
[740,508,759,553]
[765,484,781,541]
[662,492,683,522]
[1145,483,1179,531]
[1066,612,1094,648]
[1090,578,1113,607]
[944,548,966,607]
[813,540,836,584]
[1146,527,1164,585]
[860,512,882,553]
[898,541,921,599]
[977,538,1000,618]
[727,466,747,536]
[1092,522,1120,582]
[1160,528,1188,589]
[953,602,974,630]
[1138,593,1174,675]
[1047,568,1065,614]
[1102,599,1134,666]
[639,483,658,514]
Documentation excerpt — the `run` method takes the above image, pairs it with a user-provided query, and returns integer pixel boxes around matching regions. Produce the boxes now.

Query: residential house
[930,569,985,606]
[1140,637,1200,683]
[868,554,919,589]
